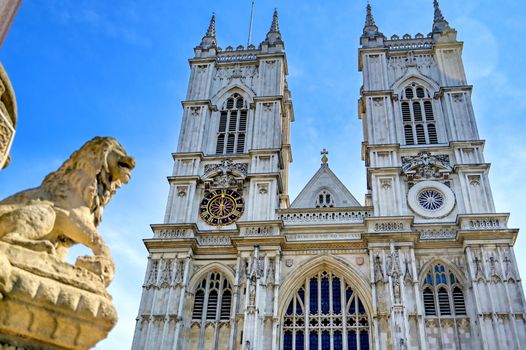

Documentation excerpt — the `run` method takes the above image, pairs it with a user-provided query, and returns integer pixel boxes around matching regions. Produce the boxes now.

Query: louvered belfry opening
[422,264,467,317]
[192,272,233,322]
[401,83,438,145]
[216,93,248,155]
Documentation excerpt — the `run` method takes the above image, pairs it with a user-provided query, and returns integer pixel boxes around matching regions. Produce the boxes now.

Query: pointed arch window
[401,84,438,145]
[315,190,334,208]
[422,263,466,317]
[192,271,232,322]
[216,93,248,154]
[282,271,370,350]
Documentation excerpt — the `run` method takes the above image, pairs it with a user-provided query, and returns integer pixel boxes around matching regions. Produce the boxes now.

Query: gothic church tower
[132,3,526,350]
[132,11,294,350]
[359,2,526,349]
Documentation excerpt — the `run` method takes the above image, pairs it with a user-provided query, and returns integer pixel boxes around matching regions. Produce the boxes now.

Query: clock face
[199,189,244,226]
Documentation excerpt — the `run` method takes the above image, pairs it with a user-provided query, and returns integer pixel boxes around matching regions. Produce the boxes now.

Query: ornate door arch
[282,270,371,350]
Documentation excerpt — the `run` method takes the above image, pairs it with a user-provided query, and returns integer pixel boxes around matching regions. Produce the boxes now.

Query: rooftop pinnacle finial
[198,13,217,49]
[262,8,283,48]
[270,8,280,33]
[365,3,376,28]
[321,149,329,166]
[206,13,216,37]
[432,0,451,33]
[362,2,381,38]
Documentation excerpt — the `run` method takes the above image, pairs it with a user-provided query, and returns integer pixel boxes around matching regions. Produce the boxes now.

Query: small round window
[407,180,455,219]
[418,189,444,210]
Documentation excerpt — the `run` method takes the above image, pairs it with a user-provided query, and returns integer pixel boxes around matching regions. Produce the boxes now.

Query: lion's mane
[41,136,126,226]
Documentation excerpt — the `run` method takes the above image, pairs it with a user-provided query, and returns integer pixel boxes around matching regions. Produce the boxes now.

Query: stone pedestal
[0,242,117,350]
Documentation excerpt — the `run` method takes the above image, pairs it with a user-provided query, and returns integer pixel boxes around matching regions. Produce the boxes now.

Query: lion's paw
[75,255,115,287]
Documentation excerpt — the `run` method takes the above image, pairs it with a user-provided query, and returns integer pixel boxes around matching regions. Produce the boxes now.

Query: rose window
[418,189,444,210]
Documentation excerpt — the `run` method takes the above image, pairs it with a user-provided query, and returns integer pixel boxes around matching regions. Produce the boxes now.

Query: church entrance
[282,271,370,350]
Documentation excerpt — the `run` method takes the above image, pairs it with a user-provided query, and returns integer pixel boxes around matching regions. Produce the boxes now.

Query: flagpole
[247,0,255,46]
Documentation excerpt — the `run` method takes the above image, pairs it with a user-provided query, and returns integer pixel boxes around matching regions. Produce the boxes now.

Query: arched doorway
[282,270,370,350]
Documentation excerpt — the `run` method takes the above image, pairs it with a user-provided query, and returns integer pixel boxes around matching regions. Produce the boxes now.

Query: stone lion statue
[0,137,135,286]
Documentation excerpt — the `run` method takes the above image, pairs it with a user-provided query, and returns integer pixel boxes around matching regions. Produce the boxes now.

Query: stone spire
[432,0,450,33]
[362,3,380,38]
[198,14,217,49]
[262,8,283,47]
[269,8,280,33]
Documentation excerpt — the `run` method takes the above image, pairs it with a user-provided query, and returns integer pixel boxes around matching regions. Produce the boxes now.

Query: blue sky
[1,1,526,348]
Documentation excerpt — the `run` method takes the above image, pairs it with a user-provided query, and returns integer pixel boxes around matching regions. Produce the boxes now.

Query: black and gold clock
[199,189,244,226]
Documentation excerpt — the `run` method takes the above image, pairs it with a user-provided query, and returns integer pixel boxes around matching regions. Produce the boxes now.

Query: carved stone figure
[401,151,452,183]
[0,137,134,349]
[0,136,135,285]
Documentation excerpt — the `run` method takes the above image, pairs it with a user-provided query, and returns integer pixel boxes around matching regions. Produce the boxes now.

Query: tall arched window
[216,93,248,154]
[422,263,466,317]
[315,190,335,208]
[401,84,438,145]
[192,271,232,322]
[282,271,370,350]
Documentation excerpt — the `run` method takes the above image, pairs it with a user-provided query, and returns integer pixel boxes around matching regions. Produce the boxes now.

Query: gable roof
[290,164,361,208]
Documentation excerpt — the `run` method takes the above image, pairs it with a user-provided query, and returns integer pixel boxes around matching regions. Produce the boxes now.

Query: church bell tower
[132,10,294,350]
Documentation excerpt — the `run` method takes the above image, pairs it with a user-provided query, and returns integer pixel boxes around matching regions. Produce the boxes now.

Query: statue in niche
[0,137,135,286]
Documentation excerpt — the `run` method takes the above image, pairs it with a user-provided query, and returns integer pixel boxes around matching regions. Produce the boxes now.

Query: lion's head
[42,137,135,225]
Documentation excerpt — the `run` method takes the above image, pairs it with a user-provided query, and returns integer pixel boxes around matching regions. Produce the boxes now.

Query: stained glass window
[282,271,370,349]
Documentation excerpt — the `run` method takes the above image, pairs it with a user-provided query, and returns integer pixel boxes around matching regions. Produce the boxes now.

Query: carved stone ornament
[374,255,385,284]
[401,151,452,184]
[204,159,248,177]
[203,159,248,191]
[0,64,17,170]
[0,137,134,349]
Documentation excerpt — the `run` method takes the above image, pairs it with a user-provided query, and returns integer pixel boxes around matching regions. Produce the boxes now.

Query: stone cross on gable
[321,149,329,165]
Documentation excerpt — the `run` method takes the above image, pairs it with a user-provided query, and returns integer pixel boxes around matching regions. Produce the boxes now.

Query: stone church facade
[132,3,526,349]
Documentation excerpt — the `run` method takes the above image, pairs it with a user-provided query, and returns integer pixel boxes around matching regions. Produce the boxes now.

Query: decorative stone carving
[262,102,273,111]
[0,242,117,349]
[374,222,403,232]
[159,258,173,288]
[380,178,392,190]
[279,209,371,225]
[387,249,402,304]
[419,228,456,240]
[196,235,231,246]
[244,226,273,236]
[203,159,248,191]
[451,93,464,103]
[503,256,516,281]
[403,259,413,284]
[473,255,485,281]
[469,219,500,230]
[266,258,275,285]
[257,183,269,194]
[374,255,385,284]
[0,64,17,170]
[154,228,192,238]
[487,256,501,282]
[145,259,159,289]
[0,137,135,349]
[189,106,202,116]
[401,151,452,184]
[0,137,134,285]
[204,159,248,177]
[176,186,188,197]
[285,258,294,268]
